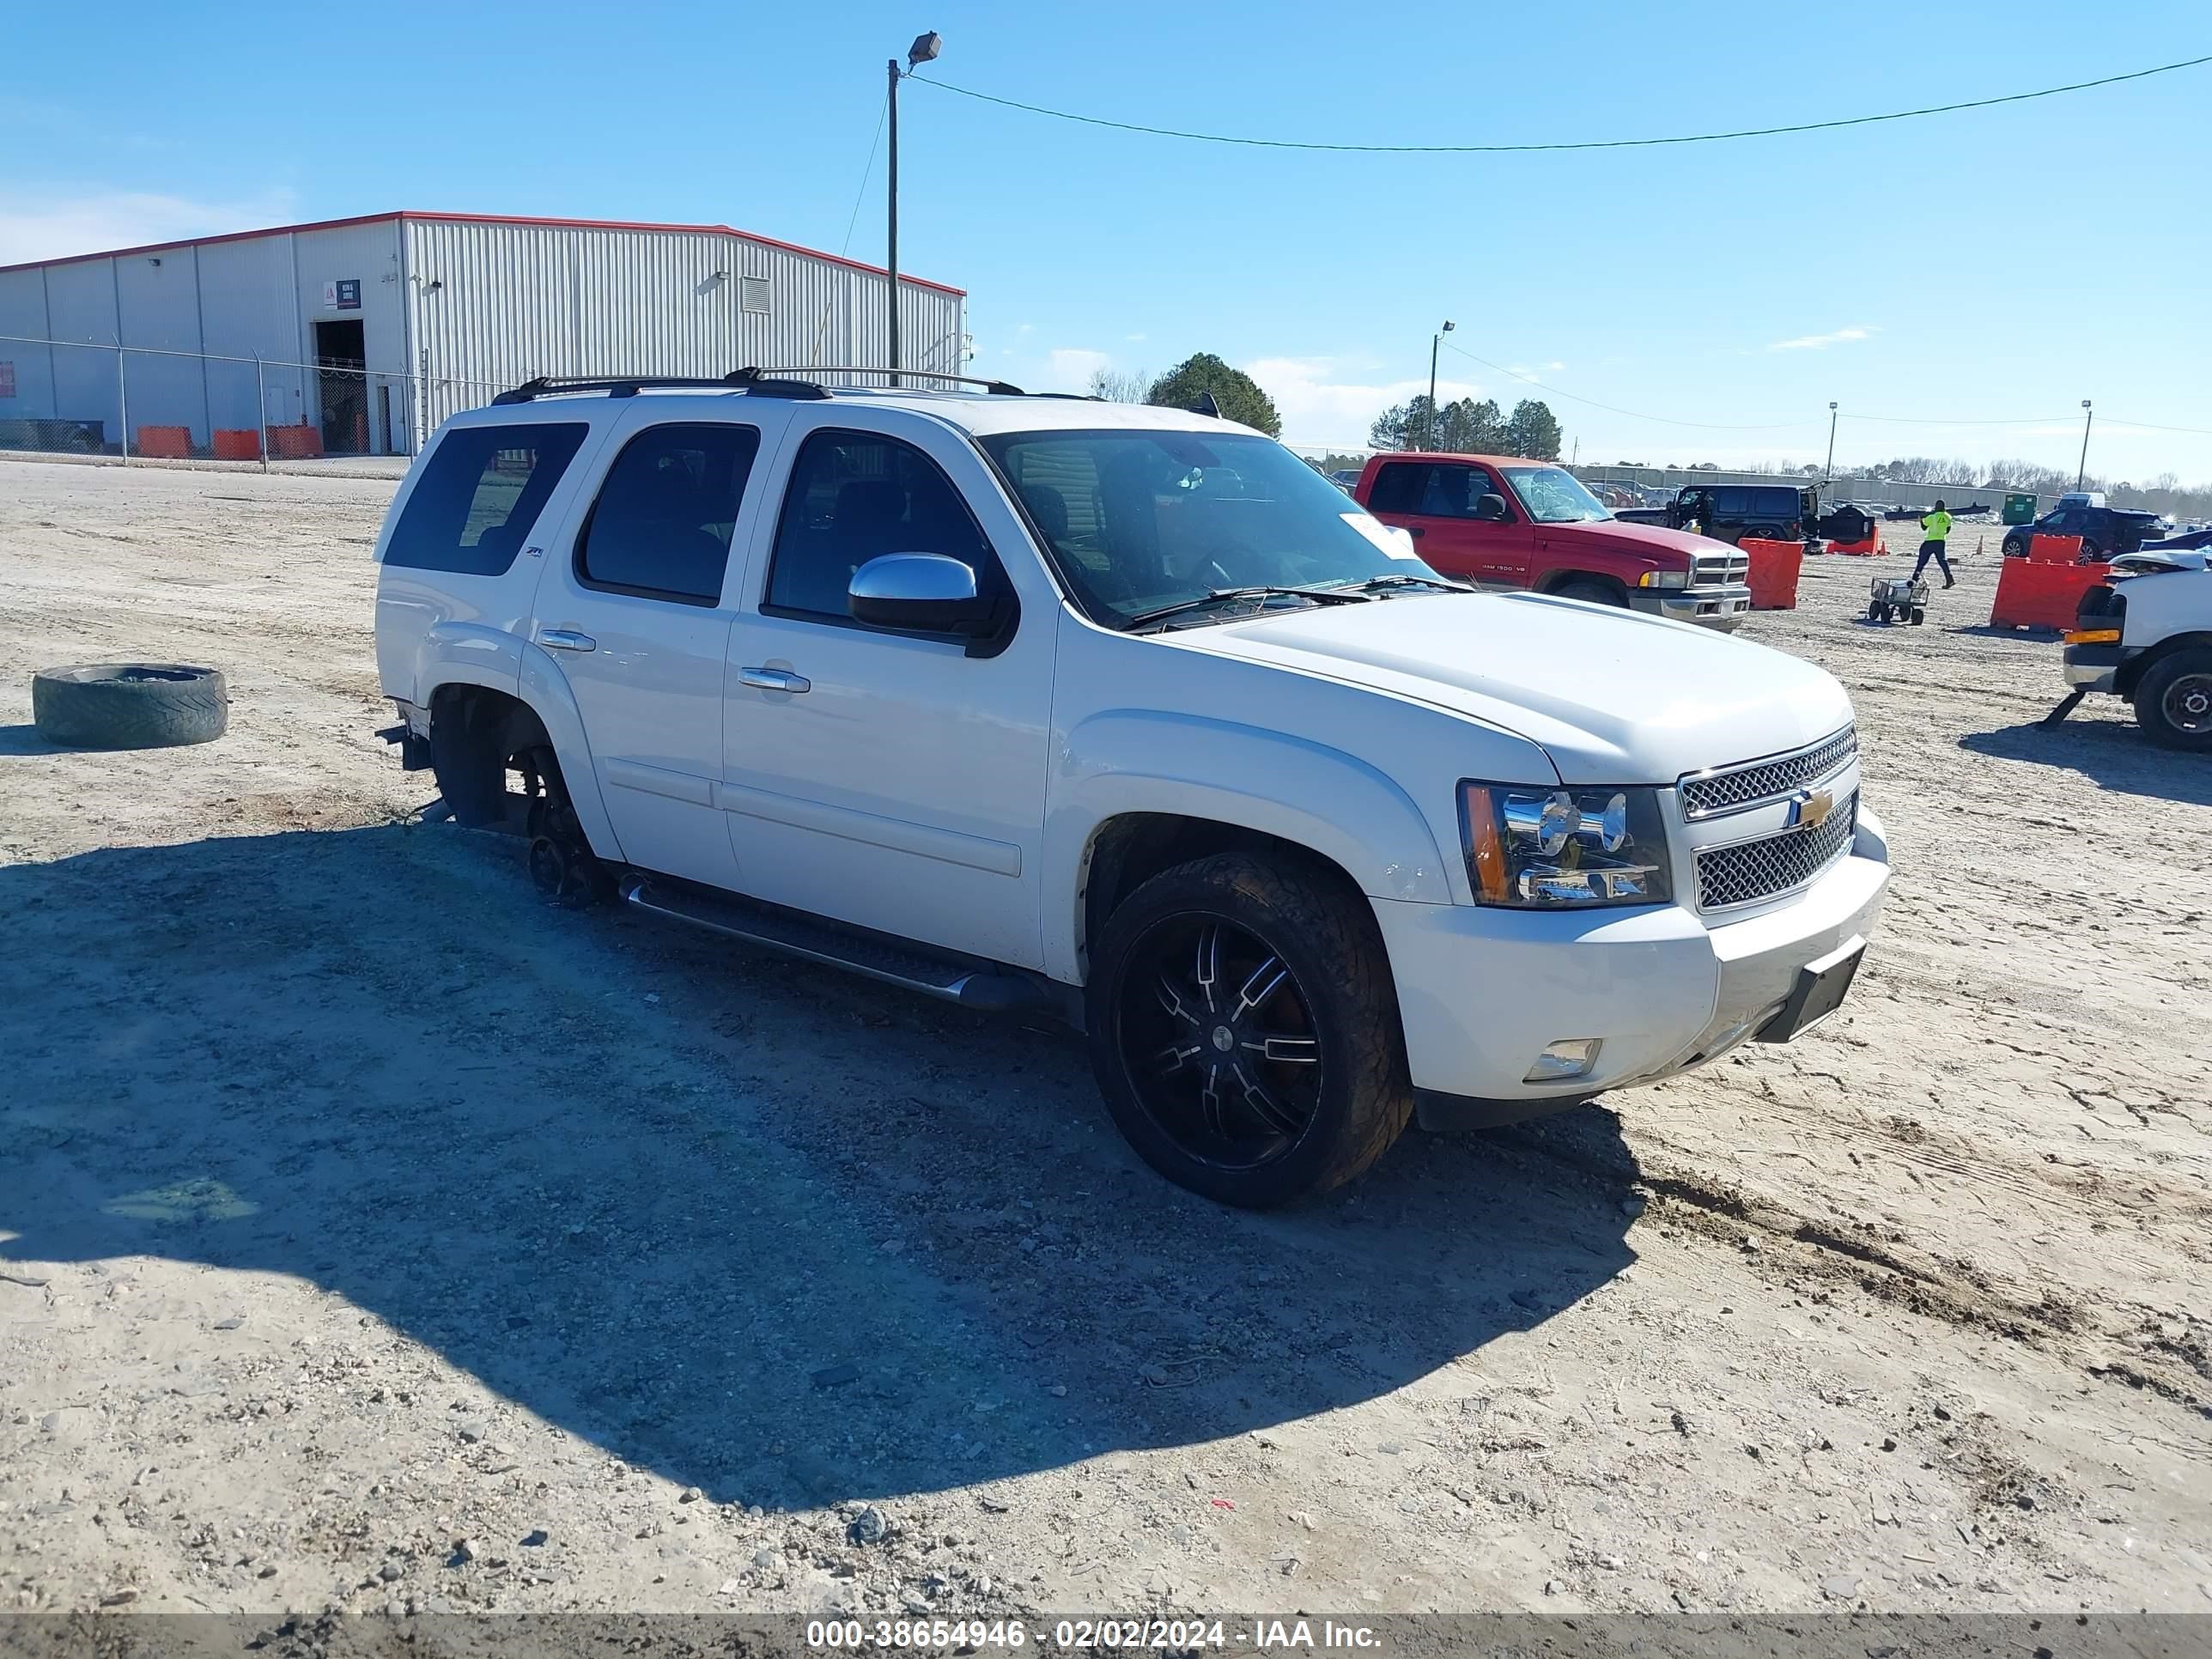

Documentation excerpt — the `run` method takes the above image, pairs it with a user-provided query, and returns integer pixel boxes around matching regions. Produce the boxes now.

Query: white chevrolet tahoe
[374,370,1891,1208]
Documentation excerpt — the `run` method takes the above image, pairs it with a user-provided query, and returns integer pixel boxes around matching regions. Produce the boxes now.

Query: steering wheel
[1170,542,1261,589]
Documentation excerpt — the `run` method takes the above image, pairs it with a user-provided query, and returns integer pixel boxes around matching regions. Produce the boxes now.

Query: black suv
[2002,499,2171,559]
[1614,483,1818,544]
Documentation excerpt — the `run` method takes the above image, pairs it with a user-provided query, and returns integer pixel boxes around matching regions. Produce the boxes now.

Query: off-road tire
[31,664,227,750]
[1910,607,1927,625]
[1085,852,1413,1208]
[2132,647,2212,751]
[1867,601,1888,623]
[1553,578,1625,609]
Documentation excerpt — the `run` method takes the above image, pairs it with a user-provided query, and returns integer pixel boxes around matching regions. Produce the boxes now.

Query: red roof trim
[0,210,966,295]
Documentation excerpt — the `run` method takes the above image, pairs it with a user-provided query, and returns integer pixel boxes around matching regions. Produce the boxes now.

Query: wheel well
[428,684,553,829]
[1080,814,1366,969]
[1537,569,1629,605]
[2118,632,2212,698]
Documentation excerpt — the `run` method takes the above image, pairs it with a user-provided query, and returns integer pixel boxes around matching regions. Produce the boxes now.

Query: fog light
[1525,1039,1602,1083]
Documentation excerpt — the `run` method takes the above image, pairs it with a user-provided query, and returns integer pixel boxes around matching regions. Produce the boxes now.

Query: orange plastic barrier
[1740,538,1803,611]
[1826,529,1884,556]
[2027,533,2084,563]
[136,425,191,459]
[1990,556,2112,630]
[264,423,324,459]
[212,428,262,461]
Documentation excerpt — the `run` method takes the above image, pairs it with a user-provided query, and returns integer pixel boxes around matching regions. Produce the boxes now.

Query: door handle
[1406,526,1425,538]
[538,629,597,652]
[739,666,811,694]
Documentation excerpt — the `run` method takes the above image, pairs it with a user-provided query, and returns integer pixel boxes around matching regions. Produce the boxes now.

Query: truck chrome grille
[1696,790,1859,910]
[1690,549,1750,586]
[1680,726,1856,819]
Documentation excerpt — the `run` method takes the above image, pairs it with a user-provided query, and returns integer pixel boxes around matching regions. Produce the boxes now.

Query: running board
[617,874,1065,1018]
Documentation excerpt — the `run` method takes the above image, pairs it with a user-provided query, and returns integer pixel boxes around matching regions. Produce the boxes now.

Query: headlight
[1459,782,1672,908]
[1637,568,1689,589]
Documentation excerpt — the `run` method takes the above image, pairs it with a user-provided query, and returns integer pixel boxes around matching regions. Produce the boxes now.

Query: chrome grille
[1690,549,1750,586]
[1697,791,1858,909]
[1680,726,1856,819]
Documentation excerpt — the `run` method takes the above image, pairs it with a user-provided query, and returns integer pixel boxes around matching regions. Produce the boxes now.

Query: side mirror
[1474,492,1510,523]
[848,553,1006,640]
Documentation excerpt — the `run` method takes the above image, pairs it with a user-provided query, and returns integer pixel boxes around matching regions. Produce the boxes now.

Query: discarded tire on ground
[31,664,228,750]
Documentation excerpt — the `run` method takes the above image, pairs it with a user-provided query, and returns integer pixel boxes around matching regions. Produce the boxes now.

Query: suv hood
[1182,590,1853,782]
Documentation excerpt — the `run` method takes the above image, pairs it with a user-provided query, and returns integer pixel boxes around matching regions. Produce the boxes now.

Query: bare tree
[1086,367,1152,404]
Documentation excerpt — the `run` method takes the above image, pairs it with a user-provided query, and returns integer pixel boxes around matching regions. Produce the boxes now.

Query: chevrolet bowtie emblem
[1790,787,1836,830]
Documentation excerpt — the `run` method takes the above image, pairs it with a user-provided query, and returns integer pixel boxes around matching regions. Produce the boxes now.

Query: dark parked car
[2001,495,2172,559]
[1613,483,1819,544]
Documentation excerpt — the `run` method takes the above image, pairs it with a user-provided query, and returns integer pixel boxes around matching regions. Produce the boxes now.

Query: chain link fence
[0,334,506,466]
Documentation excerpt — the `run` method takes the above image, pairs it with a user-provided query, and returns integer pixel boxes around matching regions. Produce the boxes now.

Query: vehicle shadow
[0,825,1639,1511]
[1960,716,2212,806]
[0,723,96,757]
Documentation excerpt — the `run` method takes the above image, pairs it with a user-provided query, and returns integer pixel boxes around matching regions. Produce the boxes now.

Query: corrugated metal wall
[404,218,965,441]
[197,231,305,438]
[2,216,963,454]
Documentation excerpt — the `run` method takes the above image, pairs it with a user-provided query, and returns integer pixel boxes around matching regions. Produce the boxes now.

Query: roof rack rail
[745,365,1029,397]
[490,371,833,404]
[491,374,730,404]
[723,368,833,399]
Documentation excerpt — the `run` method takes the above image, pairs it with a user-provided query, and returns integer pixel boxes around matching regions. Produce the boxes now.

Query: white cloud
[1768,325,1875,353]
[0,186,300,265]
[1245,356,1481,447]
[1041,347,1111,393]
[1125,331,1146,342]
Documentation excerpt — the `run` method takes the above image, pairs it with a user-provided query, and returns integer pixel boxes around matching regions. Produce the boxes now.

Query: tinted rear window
[578,422,759,605]
[383,422,589,575]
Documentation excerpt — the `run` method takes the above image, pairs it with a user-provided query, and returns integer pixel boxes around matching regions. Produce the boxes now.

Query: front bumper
[1629,583,1753,631]
[1375,808,1891,1128]
[2062,641,2125,692]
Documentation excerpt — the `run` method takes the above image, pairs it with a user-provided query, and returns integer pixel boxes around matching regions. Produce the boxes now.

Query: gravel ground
[1,459,2206,1620]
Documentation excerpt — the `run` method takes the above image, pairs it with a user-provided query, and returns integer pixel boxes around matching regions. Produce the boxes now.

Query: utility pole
[1824,401,1838,478]
[1425,319,1453,450]
[886,31,942,389]
[2076,399,2094,491]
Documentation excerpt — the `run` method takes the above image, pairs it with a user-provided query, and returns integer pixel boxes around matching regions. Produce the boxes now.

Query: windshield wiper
[1122,584,1371,632]
[1343,573,1475,594]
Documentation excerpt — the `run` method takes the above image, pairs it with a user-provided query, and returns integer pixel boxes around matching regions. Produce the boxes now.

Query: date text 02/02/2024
[801,1619,1382,1650]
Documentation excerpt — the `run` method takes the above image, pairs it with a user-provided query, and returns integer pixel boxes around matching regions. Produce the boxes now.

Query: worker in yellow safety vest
[1912,500,1956,587]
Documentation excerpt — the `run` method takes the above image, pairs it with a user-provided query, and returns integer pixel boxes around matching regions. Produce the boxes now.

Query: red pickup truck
[1354,452,1752,630]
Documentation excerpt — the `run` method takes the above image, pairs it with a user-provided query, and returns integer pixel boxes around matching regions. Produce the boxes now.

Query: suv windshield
[979,428,1440,627]
[1499,465,1612,525]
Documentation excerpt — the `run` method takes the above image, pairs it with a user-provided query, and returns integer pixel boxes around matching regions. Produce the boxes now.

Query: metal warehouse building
[0,211,966,459]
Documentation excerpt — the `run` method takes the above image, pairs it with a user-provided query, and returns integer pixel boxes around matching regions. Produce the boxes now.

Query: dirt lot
[2,459,2207,1620]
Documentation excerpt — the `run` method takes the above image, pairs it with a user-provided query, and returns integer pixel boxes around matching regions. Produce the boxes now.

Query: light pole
[2075,399,2094,491]
[886,30,941,387]
[1425,320,1453,450]
[1824,401,1838,479]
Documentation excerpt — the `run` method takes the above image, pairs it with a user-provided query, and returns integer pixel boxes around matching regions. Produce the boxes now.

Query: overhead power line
[1438,341,1818,431]
[1839,412,2078,426]
[910,54,2210,154]
[1434,343,2192,439]
[2099,416,2212,436]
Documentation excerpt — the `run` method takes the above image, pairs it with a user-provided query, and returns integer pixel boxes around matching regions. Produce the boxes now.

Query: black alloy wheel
[1118,914,1324,1170]
[1085,852,1413,1208]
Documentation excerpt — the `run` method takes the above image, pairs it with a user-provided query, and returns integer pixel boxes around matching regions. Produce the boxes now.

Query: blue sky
[6,0,2206,480]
